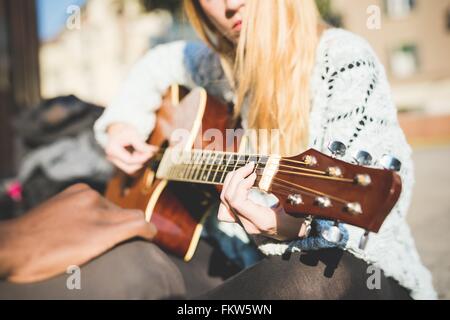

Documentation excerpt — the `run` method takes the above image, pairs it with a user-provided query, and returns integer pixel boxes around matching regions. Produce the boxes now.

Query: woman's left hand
[218,162,306,241]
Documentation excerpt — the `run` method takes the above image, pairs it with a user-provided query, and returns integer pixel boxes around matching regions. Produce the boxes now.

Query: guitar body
[106,86,239,261]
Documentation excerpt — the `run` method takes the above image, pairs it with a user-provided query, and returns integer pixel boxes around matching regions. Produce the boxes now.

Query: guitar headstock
[266,143,402,234]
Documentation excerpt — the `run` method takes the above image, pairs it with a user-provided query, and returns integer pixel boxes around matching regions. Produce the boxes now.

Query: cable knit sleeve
[256,29,436,299]
[94,41,231,148]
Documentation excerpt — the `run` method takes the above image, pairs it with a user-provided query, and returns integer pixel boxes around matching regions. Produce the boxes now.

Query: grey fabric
[0,241,186,300]
[18,131,113,183]
[199,248,412,300]
[168,239,239,299]
[0,240,412,300]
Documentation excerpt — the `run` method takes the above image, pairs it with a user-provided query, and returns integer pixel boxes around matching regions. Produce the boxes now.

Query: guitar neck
[155,148,270,185]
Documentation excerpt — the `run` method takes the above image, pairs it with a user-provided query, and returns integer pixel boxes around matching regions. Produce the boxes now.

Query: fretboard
[155,148,269,185]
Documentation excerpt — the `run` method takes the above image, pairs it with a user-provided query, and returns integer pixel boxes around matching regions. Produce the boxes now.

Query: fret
[158,146,272,185]
[233,153,243,172]
[219,153,234,184]
[186,151,201,181]
[179,150,195,182]
[193,151,206,182]
[212,152,225,184]
[178,151,189,180]
[204,152,218,182]
[191,150,203,181]
[177,162,187,181]
[195,150,209,182]
[254,155,260,176]
[243,154,250,168]
[248,154,259,173]
[179,162,189,180]
[198,151,212,182]
[175,164,184,180]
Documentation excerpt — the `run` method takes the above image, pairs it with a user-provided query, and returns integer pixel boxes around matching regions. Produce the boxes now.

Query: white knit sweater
[94,28,437,299]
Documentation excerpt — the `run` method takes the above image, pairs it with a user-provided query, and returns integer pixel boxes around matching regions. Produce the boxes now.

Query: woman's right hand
[105,123,159,175]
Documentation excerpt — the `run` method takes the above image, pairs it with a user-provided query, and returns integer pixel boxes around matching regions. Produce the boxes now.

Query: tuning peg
[380,155,402,172]
[354,174,372,186]
[321,221,343,244]
[359,230,370,250]
[328,140,346,158]
[353,150,373,166]
[303,155,318,167]
[326,166,343,177]
[345,202,363,215]
[287,194,303,206]
[315,196,332,208]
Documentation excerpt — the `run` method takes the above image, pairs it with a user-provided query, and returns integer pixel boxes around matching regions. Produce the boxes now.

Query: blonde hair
[184,0,320,156]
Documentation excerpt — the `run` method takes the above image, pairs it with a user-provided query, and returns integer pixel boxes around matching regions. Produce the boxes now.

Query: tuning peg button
[380,155,402,172]
[354,174,372,187]
[326,166,343,177]
[315,196,332,208]
[303,155,318,167]
[345,202,363,215]
[328,141,347,158]
[353,150,373,166]
[287,194,303,206]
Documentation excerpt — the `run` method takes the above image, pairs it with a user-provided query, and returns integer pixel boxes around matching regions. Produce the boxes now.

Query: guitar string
[272,177,348,204]
[165,161,354,184]
[157,147,359,206]
[154,149,360,203]
[154,149,332,178]
[165,162,353,205]
[270,181,351,209]
[163,149,343,178]
[270,181,324,201]
[165,149,330,176]
[276,169,354,183]
[164,163,352,207]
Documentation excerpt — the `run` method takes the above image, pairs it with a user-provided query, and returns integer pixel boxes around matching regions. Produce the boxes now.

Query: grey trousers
[0,239,412,300]
[0,241,186,300]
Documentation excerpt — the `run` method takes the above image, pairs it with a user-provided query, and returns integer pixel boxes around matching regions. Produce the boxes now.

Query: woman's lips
[233,20,242,31]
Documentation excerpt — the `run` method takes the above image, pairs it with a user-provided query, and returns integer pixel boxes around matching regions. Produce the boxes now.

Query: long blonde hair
[184,0,320,156]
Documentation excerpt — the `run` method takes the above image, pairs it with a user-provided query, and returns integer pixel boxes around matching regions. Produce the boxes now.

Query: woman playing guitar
[94,0,436,299]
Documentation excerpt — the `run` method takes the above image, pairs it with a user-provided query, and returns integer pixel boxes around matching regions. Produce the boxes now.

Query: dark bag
[14,95,104,149]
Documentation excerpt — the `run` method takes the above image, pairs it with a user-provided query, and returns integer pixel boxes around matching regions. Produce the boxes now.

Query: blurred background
[0,0,448,298]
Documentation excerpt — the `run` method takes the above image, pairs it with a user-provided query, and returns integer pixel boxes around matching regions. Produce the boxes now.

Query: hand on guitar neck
[218,162,306,242]
[106,123,159,175]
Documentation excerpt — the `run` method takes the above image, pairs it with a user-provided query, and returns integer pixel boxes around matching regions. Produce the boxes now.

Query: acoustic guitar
[105,85,402,262]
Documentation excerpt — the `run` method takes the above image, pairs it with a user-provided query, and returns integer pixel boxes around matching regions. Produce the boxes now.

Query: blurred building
[39,0,173,106]
[331,0,450,115]
[38,0,450,142]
